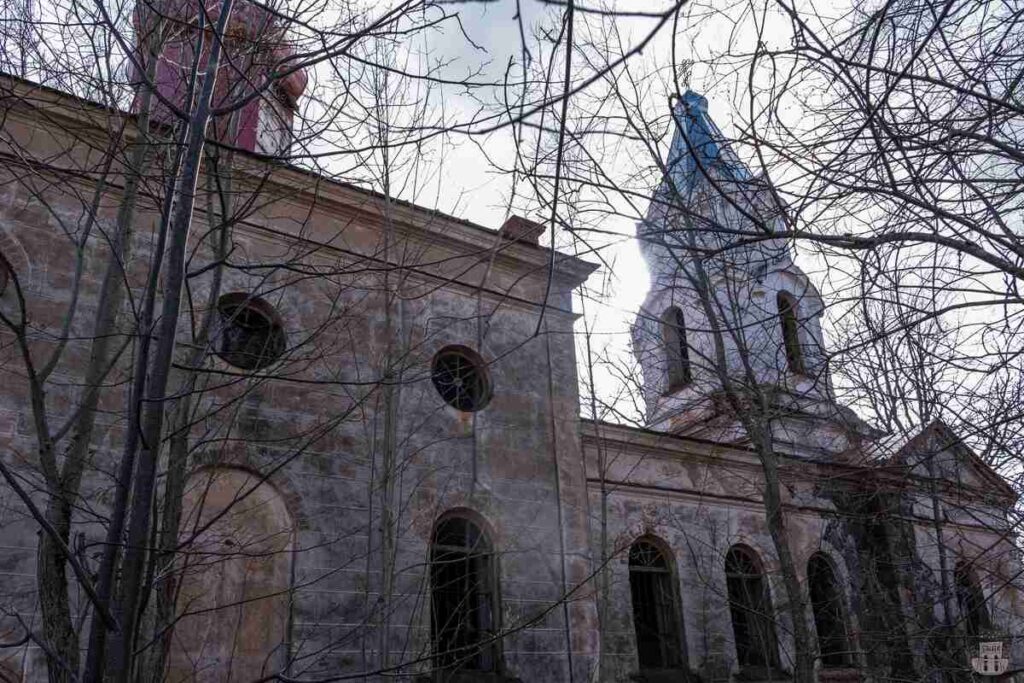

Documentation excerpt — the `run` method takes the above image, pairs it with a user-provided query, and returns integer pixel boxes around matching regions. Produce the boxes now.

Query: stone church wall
[581,422,1024,683]
[0,94,600,681]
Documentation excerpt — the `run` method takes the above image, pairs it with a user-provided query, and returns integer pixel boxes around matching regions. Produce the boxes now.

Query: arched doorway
[166,468,294,682]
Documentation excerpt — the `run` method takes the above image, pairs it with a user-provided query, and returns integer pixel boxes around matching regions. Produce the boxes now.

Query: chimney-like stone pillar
[499,215,545,245]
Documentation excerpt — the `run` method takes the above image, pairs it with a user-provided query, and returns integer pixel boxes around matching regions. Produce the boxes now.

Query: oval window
[215,293,286,370]
[431,346,491,412]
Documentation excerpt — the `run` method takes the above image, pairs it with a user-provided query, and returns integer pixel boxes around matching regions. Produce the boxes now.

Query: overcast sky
[396,0,778,421]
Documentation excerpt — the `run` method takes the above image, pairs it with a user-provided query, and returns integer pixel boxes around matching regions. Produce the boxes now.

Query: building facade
[0,11,1019,682]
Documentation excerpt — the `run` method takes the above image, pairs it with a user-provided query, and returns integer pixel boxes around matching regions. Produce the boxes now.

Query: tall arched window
[725,546,779,670]
[431,515,499,673]
[808,553,851,668]
[777,292,805,375]
[661,306,692,389]
[629,539,685,670]
[955,562,990,638]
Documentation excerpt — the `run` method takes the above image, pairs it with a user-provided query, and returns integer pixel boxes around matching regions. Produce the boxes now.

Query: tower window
[777,292,805,375]
[629,539,685,670]
[431,515,499,673]
[431,346,492,412]
[661,307,692,390]
[725,546,779,670]
[955,562,990,638]
[808,553,851,668]
[215,293,286,370]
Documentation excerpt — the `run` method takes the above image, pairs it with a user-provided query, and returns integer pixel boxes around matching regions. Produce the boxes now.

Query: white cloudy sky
[370,0,802,421]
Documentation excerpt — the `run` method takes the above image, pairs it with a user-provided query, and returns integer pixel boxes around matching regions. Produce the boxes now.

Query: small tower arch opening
[660,306,692,390]
[777,291,805,375]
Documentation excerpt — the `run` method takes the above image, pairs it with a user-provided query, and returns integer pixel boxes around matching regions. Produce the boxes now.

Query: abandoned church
[0,3,1020,682]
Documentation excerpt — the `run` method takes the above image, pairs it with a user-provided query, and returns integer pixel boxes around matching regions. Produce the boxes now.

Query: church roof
[665,90,753,199]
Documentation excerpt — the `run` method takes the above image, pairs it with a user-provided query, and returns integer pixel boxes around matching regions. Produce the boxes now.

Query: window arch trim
[167,467,295,681]
[807,552,852,668]
[954,560,990,639]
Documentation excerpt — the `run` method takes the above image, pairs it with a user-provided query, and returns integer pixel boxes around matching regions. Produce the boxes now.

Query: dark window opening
[808,553,851,668]
[955,562,990,638]
[629,539,685,670]
[432,346,491,412]
[215,293,286,370]
[431,516,499,673]
[777,292,805,375]
[862,519,917,678]
[725,546,779,670]
[661,306,692,390]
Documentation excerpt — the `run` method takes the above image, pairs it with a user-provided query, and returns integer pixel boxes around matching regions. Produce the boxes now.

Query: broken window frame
[214,292,287,371]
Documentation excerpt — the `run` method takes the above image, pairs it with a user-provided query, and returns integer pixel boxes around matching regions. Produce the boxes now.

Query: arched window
[955,562,990,638]
[629,539,685,670]
[777,292,805,375]
[725,546,779,670]
[808,553,851,668]
[661,306,692,389]
[167,468,294,682]
[431,516,499,673]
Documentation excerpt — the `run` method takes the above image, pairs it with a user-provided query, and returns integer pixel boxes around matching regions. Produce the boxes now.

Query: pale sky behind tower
[388,0,805,422]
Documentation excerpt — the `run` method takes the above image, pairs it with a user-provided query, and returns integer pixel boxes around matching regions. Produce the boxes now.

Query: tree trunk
[107,3,237,678]
[38,498,78,683]
[140,149,232,682]
[681,228,816,682]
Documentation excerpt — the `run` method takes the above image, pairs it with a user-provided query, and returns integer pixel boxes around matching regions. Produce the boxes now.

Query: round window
[431,346,491,412]
[215,293,286,370]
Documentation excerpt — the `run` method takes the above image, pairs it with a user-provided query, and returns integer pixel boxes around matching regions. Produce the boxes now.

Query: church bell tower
[631,92,874,456]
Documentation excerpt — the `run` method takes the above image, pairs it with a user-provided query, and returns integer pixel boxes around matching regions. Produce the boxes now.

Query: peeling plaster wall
[0,88,600,683]
[581,423,1024,683]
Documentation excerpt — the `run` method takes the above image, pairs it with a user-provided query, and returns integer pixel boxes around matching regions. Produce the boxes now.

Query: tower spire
[664,91,752,199]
